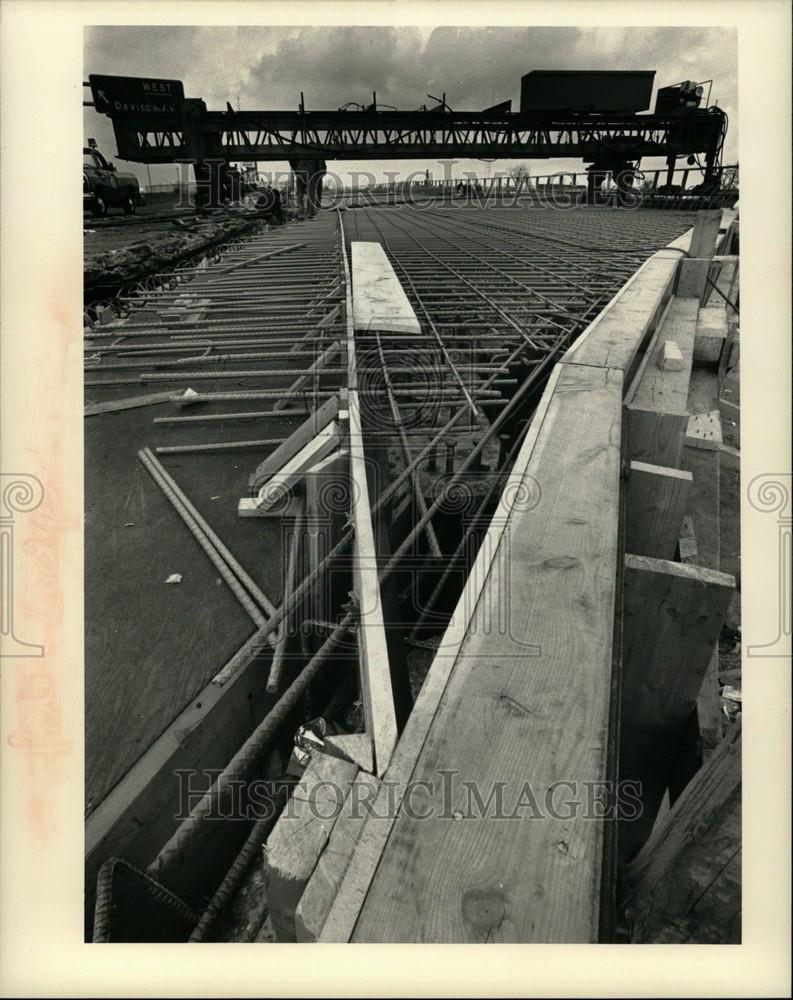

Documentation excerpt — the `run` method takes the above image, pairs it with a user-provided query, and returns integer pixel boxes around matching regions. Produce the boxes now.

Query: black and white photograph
[0,1,790,995]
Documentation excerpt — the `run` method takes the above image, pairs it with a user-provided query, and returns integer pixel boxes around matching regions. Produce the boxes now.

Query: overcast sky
[83,25,738,188]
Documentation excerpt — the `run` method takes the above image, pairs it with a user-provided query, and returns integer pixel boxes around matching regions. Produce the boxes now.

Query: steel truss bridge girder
[108,107,726,165]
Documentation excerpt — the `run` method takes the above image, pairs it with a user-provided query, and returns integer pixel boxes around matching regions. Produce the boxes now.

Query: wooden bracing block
[618,553,735,859]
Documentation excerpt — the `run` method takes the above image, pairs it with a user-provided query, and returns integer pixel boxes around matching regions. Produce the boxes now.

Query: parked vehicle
[83,147,144,217]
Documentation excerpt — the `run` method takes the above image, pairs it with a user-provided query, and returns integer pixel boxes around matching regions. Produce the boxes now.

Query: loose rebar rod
[138,448,278,633]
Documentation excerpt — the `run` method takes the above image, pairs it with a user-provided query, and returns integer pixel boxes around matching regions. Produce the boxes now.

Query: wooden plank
[304,449,350,643]
[676,258,714,301]
[688,208,723,259]
[350,241,421,335]
[295,771,380,942]
[262,752,359,941]
[619,554,734,857]
[696,648,724,754]
[625,408,689,469]
[693,306,727,364]
[319,362,566,943]
[322,733,374,773]
[341,363,624,943]
[625,461,692,559]
[249,394,339,489]
[239,424,342,516]
[681,444,721,571]
[677,514,698,562]
[629,298,698,414]
[563,249,679,381]
[348,389,397,777]
[622,554,734,738]
[624,298,698,467]
[622,724,741,943]
[686,409,723,450]
[83,391,174,416]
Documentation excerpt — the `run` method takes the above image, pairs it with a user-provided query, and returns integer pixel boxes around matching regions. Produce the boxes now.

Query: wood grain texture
[248,394,339,490]
[563,250,678,382]
[350,241,422,335]
[624,297,698,467]
[295,770,380,942]
[262,752,358,941]
[689,209,723,259]
[625,461,692,560]
[240,424,342,515]
[676,258,713,301]
[304,449,350,642]
[623,724,741,943]
[619,554,734,856]
[625,407,689,469]
[348,389,397,776]
[318,363,566,943]
[84,391,174,416]
[621,554,734,737]
[629,298,699,415]
[350,363,624,942]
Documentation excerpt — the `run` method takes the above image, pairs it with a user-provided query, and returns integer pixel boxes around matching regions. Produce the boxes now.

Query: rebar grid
[87,204,696,914]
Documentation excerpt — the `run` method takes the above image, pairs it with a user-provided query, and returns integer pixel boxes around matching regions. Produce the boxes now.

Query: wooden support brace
[625,461,692,560]
[624,298,698,467]
[239,423,342,517]
[693,306,727,365]
[249,394,339,490]
[304,449,350,648]
[676,258,715,302]
[348,390,397,777]
[688,208,723,260]
[619,553,735,859]
[622,723,741,943]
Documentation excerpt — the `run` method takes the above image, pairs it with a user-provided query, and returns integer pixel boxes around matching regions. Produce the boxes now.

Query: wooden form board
[274,339,341,411]
[316,231,687,943]
[689,209,723,259]
[249,394,339,489]
[623,723,741,943]
[262,752,359,941]
[304,449,350,641]
[621,554,735,738]
[625,461,692,560]
[318,362,566,942]
[321,363,624,942]
[350,241,422,335]
[676,258,715,301]
[239,424,342,515]
[84,391,174,416]
[295,770,380,942]
[346,237,423,776]
[693,305,728,364]
[562,248,680,384]
[624,298,699,468]
[348,389,397,777]
[619,554,734,857]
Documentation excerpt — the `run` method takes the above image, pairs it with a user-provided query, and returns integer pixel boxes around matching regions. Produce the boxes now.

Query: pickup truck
[83,147,144,217]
